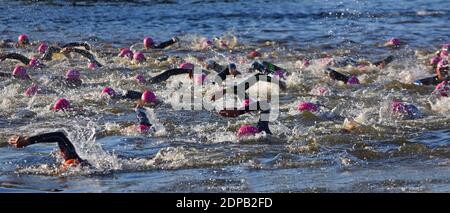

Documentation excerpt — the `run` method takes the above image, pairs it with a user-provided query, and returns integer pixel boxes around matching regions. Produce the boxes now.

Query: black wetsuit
[324,67,350,83]
[112,90,143,100]
[26,132,88,165]
[218,73,284,100]
[151,39,177,49]
[215,64,241,82]
[250,61,286,75]
[148,68,193,84]
[0,53,31,65]
[62,47,103,67]
[135,107,152,128]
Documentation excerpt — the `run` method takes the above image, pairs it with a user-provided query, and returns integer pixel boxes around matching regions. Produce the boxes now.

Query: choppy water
[0,0,449,192]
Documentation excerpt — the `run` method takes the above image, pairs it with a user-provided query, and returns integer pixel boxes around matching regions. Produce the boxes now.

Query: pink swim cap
[37,43,48,54]
[135,74,146,84]
[18,34,29,45]
[65,69,80,80]
[87,62,97,70]
[101,86,116,98]
[248,50,261,58]
[318,86,329,95]
[434,81,450,97]
[118,48,133,59]
[24,84,38,96]
[440,50,449,58]
[179,62,194,70]
[28,57,39,68]
[391,100,405,113]
[138,124,151,133]
[220,40,228,48]
[141,90,157,104]
[297,101,318,112]
[53,98,70,111]
[133,51,145,62]
[12,65,28,79]
[236,125,260,138]
[347,75,360,85]
[143,37,154,49]
[194,73,206,84]
[388,38,400,46]
[430,56,442,66]
[303,59,310,67]
[201,38,212,49]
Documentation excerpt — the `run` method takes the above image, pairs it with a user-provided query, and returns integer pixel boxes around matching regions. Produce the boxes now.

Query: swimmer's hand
[219,109,246,117]
[8,135,31,148]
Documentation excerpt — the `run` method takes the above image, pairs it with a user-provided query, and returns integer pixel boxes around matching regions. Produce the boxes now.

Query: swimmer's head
[347,75,360,85]
[303,59,310,67]
[205,60,217,70]
[297,101,318,113]
[391,100,404,113]
[138,124,151,133]
[143,37,154,49]
[133,51,145,62]
[12,65,29,79]
[101,86,116,98]
[179,62,194,70]
[236,124,260,139]
[228,63,238,75]
[141,90,157,104]
[61,159,80,170]
[118,48,133,59]
[386,37,401,47]
[65,69,80,81]
[87,62,97,70]
[434,81,449,97]
[430,56,441,66]
[53,98,70,111]
[37,42,48,54]
[28,57,40,68]
[247,50,261,59]
[24,84,38,97]
[242,99,251,108]
[18,34,29,46]
[135,74,146,84]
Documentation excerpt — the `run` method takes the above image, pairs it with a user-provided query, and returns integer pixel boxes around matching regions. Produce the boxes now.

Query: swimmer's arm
[8,132,81,161]
[41,46,62,61]
[0,53,30,65]
[121,90,142,100]
[325,67,349,83]
[372,55,394,68]
[61,42,91,50]
[61,47,103,67]
[153,37,177,49]
[148,68,192,84]
[256,120,272,135]
[0,72,12,78]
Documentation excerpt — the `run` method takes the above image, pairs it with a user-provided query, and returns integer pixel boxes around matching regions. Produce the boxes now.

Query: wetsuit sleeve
[372,55,394,67]
[135,107,152,126]
[153,39,176,49]
[217,68,230,81]
[250,61,265,72]
[27,132,81,161]
[262,61,285,74]
[415,75,442,86]
[1,53,30,65]
[41,46,62,61]
[0,72,12,78]
[61,42,91,50]
[122,90,142,100]
[64,48,103,67]
[325,68,349,83]
[148,68,191,84]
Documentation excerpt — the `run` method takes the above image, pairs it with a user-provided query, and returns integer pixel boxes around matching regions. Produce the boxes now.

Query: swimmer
[101,87,158,105]
[327,55,395,69]
[323,67,360,85]
[60,47,103,67]
[0,53,45,68]
[0,65,31,80]
[414,60,448,86]
[143,36,178,50]
[212,63,241,82]
[210,73,287,101]
[249,61,288,78]
[389,100,422,119]
[146,62,200,84]
[236,109,272,139]
[40,42,91,61]
[8,132,90,171]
